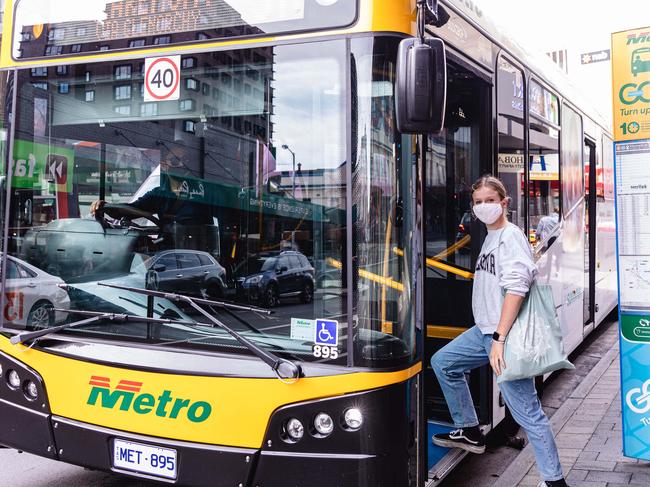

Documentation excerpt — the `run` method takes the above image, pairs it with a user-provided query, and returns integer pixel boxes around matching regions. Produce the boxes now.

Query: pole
[291,150,296,198]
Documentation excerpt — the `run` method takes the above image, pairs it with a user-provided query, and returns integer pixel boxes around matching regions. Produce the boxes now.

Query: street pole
[281,144,296,198]
[291,151,295,198]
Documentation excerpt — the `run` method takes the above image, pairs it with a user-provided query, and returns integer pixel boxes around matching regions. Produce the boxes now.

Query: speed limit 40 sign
[144,55,181,102]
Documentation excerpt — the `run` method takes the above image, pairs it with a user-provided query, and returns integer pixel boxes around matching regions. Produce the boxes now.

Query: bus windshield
[5,37,416,368]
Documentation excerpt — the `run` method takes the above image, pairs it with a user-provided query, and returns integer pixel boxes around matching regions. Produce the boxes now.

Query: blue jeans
[430,325,563,482]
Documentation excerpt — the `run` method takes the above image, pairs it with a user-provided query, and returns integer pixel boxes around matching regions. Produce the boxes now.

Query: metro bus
[0,0,617,486]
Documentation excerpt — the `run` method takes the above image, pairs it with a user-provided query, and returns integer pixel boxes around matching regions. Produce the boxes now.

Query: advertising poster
[612,26,650,460]
[612,28,650,141]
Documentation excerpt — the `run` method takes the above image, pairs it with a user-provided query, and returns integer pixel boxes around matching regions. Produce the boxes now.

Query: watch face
[492,332,500,340]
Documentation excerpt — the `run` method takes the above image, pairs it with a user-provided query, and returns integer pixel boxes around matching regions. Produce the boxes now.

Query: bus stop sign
[144,55,181,102]
[612,26,650,461]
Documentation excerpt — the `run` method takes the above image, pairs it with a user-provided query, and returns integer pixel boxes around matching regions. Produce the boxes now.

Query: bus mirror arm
[96,283,302,383]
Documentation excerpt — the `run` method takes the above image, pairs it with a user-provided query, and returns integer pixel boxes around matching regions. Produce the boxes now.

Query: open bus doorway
[422,61,493,478]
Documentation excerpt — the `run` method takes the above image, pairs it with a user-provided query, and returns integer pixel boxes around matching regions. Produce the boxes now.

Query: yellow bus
[0,1,616,486]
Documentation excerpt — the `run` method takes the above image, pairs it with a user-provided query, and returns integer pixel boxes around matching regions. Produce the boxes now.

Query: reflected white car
[2,255,70,328]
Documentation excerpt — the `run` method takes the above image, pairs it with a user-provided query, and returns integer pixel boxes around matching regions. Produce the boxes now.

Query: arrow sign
[46,154,67,184]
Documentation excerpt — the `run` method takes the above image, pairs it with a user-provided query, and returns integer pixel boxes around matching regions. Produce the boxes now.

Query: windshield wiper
[9,310,205,346]
[97,283,302,382]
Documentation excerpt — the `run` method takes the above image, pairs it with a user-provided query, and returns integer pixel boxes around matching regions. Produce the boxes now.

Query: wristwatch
[492,332,506,342]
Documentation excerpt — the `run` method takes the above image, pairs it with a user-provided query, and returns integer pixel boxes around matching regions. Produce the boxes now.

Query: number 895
[312,345,338,359]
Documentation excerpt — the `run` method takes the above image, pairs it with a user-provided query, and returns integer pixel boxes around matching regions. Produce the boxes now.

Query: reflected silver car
[2,254,70,328]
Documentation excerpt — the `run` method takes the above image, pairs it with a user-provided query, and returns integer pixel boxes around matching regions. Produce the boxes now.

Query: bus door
[584,140,597,327]
[423,61,492,476]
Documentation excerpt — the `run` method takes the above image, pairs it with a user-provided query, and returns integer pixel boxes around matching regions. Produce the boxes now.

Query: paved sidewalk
[496,326,650,487]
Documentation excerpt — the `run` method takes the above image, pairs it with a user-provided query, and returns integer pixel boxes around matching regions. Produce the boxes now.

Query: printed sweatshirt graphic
[472,223,537,334]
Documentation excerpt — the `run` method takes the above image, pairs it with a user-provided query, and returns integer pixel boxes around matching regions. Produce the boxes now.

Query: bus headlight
[7,369,20,389]
[283,418,304,442]
[313,413,334,436]
[24,380,38,400]
[343,408,363,430]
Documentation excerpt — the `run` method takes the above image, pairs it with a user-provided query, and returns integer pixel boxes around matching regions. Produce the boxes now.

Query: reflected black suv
[144,250,229,299]
[236,251,315,307]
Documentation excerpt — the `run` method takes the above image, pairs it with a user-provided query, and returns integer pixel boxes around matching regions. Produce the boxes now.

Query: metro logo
[86,376,212,423]
[627,32,650,45]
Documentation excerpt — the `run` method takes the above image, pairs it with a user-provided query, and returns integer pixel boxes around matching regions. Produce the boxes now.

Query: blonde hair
[471,175,508,202]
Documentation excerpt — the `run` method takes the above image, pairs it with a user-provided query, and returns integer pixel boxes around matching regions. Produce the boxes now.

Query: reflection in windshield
[13,0,357,60]
[5,40,349,364]
[3,37,417,368]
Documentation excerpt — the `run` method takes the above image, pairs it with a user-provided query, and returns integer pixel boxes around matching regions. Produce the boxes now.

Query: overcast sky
[476,0,650,125]
[480,0,649,54]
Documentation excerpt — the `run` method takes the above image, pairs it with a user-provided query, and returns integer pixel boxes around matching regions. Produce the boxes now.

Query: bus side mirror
[395,37,446,134]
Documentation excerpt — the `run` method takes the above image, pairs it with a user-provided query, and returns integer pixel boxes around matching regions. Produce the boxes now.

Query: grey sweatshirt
[472,222,537,334]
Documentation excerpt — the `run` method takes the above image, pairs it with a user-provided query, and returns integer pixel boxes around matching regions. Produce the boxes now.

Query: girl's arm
[489,293,525,376]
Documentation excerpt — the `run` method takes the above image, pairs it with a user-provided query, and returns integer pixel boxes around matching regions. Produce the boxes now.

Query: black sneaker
[432,427,486,454]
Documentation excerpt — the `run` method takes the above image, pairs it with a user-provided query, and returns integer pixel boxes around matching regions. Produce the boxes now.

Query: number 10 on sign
[144,55,181,102]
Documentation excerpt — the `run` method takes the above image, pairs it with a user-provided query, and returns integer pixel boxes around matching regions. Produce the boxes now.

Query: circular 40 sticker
[144,55,181,102]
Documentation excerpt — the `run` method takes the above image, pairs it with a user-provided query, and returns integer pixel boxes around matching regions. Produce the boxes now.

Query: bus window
[561,105,585,254]
[350,37,417,367]
[528,80,560,248]
[424,63,488,282]
[7,40,350,365]
[496,57,526,230]
[12,0,358,60]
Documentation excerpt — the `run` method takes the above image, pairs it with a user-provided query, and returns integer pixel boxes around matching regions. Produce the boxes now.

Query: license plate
[113,439,177,480]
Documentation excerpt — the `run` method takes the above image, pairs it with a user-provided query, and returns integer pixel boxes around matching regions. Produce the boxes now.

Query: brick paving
[495,327,650,487]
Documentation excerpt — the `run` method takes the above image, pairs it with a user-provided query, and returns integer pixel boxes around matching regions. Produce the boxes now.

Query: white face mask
[473,203,503,225]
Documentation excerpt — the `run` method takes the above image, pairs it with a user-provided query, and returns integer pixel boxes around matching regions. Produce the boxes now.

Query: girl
[430,175,568,487]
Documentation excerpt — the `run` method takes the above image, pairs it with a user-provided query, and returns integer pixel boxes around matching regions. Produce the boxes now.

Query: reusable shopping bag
[497,281,574,383]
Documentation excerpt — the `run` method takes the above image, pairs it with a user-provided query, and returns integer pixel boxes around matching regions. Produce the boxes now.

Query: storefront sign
[580,49,611,65]
[7,139,74,192]
[497,153,559,180]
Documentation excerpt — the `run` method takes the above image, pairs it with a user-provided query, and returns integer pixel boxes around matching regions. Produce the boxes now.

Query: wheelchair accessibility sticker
[311,319,339,359]
[315,319,338,346]
[626,379,650,415]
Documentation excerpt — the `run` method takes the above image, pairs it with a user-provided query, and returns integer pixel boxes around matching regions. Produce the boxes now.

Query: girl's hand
[490,341,506,376]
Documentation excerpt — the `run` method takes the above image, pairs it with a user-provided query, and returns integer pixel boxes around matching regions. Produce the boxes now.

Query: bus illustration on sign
[632,47,650,76]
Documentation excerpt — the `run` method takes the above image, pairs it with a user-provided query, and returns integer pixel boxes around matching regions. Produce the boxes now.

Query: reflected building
[271,164,346,210]
[18,0,258,58]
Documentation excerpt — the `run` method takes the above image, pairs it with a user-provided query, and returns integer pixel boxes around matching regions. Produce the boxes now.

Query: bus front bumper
[20,414,389,487]
[0,348,415,486]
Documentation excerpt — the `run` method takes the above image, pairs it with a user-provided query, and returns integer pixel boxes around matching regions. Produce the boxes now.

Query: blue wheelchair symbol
[315,319,338,346]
